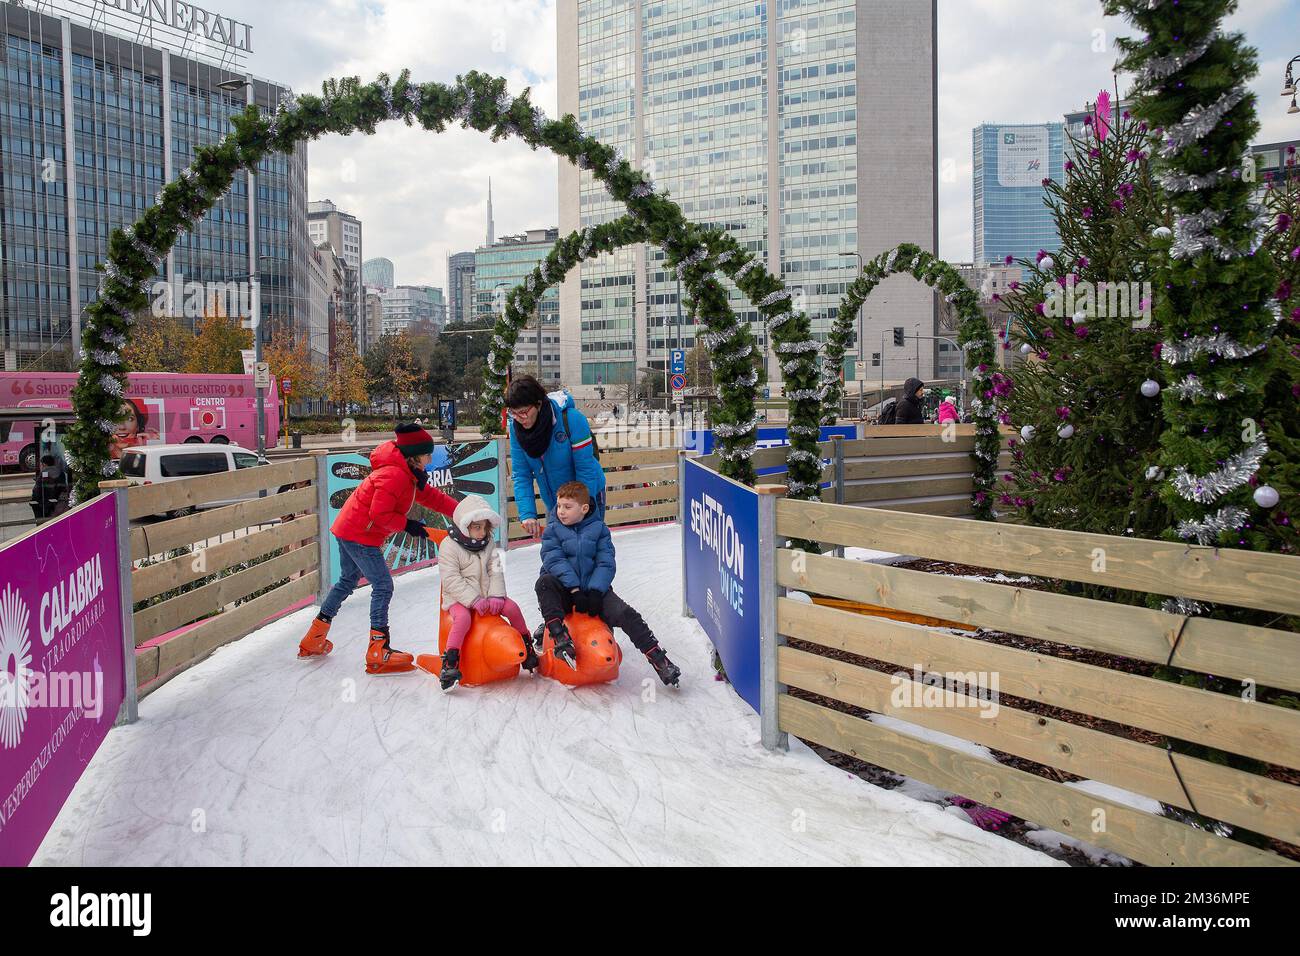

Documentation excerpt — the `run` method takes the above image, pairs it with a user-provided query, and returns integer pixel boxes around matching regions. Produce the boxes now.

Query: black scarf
[514,403,554,459]
[448,524,490,552]
[409,461,429,489]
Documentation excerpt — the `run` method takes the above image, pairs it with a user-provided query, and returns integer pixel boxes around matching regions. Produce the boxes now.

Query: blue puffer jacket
[540,511,616,593]
[509,392,606,521]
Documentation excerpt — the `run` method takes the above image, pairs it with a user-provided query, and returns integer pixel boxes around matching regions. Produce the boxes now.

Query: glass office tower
[0,2,308,370]
[972,122,1064,269]
[558,0,938,395]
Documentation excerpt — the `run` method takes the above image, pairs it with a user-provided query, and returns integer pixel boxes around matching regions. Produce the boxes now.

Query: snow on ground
[34,525,1056,866]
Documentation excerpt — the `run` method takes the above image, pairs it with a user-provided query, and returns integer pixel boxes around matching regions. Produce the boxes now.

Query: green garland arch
[821,242,999,520]
[67,69,826,502]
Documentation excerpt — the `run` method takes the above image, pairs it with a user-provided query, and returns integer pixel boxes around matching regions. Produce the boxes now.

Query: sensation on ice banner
[325,440,501,586]
[0,494,125,866]
[682,457,761,712]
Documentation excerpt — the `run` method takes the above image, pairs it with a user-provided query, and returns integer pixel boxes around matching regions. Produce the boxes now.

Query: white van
[118,444,267,517]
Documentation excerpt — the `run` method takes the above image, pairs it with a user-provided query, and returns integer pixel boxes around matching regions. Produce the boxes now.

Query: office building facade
[447,250,475,326]
[380,284,444,336]
[361,256,393,292]
[474,227,560,383]
[0,1,309,370]
[557,0,938,394]
[972,122,1065,269]
[308,198,364,352]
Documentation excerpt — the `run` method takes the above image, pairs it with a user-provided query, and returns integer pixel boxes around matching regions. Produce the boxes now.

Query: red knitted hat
[394,422,435,457]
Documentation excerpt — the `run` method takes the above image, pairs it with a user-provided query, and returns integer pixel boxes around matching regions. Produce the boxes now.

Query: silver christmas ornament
[1039,255,1055,271]
[1253,485,1280,509]
[1056,424,1074,439]
[1152,226,1172,239]
[1140,379,1161,398]
[1020,425,1036,441]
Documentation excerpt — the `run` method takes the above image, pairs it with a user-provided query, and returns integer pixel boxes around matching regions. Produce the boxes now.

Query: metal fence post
[757,483,788,752]
[831,435,845,559]
[678,451,694,619]
[312,450,331,603]
[100,480,138,726]
[496,436,510,548]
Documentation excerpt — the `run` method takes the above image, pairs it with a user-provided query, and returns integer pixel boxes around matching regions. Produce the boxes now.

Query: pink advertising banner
[0,494,124,866]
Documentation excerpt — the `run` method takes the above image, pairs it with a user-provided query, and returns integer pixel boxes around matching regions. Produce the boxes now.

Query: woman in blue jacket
[505,375,606,538]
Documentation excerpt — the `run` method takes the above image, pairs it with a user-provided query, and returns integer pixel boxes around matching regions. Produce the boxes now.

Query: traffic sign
[670,349,686,375]
[254,362,270,389]
[282,378,292,394]
[671,373,686,391]
[672,390,684,405]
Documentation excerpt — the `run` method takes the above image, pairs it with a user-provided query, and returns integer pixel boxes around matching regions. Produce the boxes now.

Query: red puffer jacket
[331,440,458,546]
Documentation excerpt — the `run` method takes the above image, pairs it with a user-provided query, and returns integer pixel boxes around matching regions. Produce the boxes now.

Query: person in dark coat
[895,377,926,425]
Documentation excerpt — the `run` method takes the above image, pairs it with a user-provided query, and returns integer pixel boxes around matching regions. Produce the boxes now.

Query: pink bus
[0,372,281,472]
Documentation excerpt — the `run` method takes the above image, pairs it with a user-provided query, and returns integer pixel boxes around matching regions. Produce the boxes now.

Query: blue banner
[682,457,760,712]
[682,425,857,478]
[325,440,501,587]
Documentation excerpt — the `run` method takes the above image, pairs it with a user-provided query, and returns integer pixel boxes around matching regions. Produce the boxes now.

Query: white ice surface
[34,525,1056,866]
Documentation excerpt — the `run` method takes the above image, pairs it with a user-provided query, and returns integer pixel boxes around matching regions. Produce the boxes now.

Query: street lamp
[1282,57,1300,114]
[218,255,275,463]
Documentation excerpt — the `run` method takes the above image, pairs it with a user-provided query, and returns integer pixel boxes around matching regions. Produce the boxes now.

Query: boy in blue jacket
[535,481,681,686]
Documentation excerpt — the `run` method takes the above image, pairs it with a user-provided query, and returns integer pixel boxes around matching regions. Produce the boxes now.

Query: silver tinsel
[757,289,791,309]
[785,479,818,496]
[716,250,735,265]
[734,258,762,281]
[492,334,510,351]
[1161,86,1248,156]
[784,387,827,402]
[100,374,123,397]
[127,228,164,268]
[673,246,709,280]
[405,85,422,110]
[605,146,626,176]
[1157,166,1228,194]
[1133,31,1217,89]
[786,448,819,464]
[1161,596,1210,617]
[1167,374,1244,401]
[455,92,476,124]
[100,460,121,477]
[578,227,595,260]
[630,183,653,198]
[775,340,820,354]
[1171,438,1268,504]
[91,349,121,366]
[883,248,899,272]
[715,442,755,462]
[524,273,537,294]
[486,351,508,376]
[736,368,759,389]
[787,423,820,437]
[1161,332,1269,365]
[380,85,394,115]
[576,152,593,171]
[96,418,118,434]
[767,310,796,332]
[495,91,513,115]
[1176,505,1249,545]
[781,356,813,375]
[1170,208,1227,259]
[713,416,760,438]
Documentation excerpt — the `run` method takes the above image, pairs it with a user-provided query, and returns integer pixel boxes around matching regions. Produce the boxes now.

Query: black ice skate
[645,645,681,687]
[519,632,540,673]
[440,648,462,691]
[546,619,577,670]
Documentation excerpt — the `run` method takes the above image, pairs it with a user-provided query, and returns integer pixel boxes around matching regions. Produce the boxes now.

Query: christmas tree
[1106,0,1286,562]
[1000,92,1168,538]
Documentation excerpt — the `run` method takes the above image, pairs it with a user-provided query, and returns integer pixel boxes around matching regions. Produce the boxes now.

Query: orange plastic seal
[537,611,621,686]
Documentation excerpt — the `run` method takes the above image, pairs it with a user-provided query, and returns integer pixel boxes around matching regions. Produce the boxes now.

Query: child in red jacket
[298,423,458,673]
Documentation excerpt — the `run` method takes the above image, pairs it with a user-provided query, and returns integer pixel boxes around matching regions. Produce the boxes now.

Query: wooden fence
[759,493,1300,866]
[100,452,326,699]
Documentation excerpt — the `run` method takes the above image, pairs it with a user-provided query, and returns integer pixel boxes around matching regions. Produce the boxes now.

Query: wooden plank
[152,572,319,679]
[843,476,973,504]
[778,694,1292,867]
[778,645,1300,846]
[605,484,678,507]
[776,497,1300,615]
[135,645,159,688]
[133,543,318,645]
[750,446,792,470]
[874,498,973,518]
[132,514,318,603]
[840,436,974,457]
[127,457,314,520]
[605,499,677,527]
[605,464,676,487]
[777,597,1300,770]
[598,447,679,469]
[780,549,1300,694]
[130,485,316,560]
[843,455,984,481]
[860,424,982,438]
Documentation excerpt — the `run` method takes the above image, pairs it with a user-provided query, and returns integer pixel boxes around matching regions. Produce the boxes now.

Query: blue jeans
[320,538,394,630]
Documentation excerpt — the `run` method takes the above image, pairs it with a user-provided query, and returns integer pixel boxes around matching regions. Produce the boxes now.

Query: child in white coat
[438,495,536,689]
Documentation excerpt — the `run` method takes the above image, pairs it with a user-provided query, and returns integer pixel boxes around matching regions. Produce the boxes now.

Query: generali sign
[101,0,253,53]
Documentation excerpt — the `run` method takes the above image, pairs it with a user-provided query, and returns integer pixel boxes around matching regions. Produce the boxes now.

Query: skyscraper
[308,199,364,351]
[557,0,938,394]
[0,1,308,370]
[486,178,495,247]
[475,227,560,385]
[972,122,1065,269]
[362,256,394,292]
[447,251,476,326]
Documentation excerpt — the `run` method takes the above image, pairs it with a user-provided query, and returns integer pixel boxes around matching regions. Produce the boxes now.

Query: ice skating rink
[34,525,1055,866]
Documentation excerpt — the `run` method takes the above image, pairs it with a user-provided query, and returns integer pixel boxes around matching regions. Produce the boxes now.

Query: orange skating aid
[538,612,621,687]
[417,604,527,686]
[297,617,333,658]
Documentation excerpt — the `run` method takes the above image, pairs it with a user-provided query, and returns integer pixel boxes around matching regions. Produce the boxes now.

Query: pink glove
[471,598,491,615]
[486,597,506,616]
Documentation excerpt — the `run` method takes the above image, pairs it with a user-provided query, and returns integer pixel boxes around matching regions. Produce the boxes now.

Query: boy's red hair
[556,481,590,508]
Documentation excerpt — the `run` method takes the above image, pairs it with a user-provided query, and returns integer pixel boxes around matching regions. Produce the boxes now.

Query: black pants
[535,573,657,653]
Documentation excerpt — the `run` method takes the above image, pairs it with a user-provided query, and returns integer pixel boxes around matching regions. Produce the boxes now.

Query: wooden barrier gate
[754,492,1300,866]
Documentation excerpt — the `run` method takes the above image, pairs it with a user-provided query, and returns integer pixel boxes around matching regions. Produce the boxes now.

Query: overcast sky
[206,0,1299,290]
